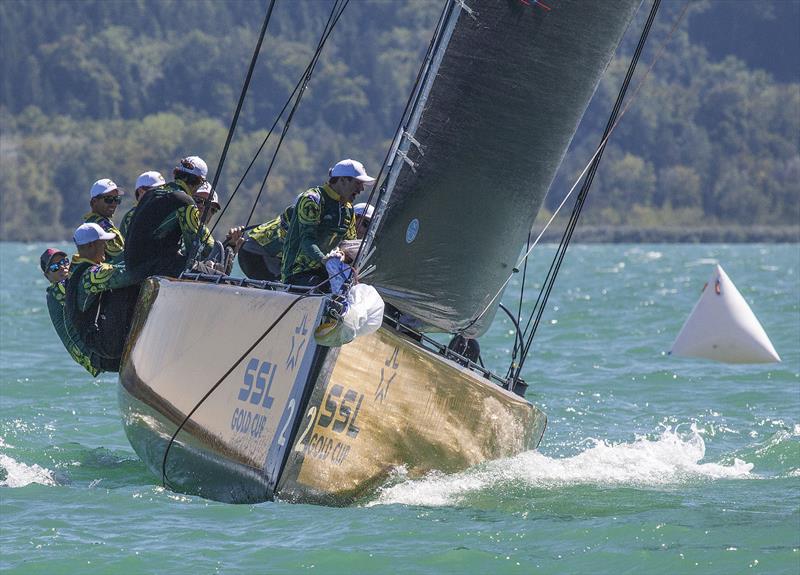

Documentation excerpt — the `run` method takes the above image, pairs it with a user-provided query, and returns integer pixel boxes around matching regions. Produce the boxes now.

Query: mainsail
[366,0,641,336]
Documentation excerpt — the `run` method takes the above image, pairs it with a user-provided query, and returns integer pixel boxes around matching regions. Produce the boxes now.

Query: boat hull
[278,326,546,505]
[118,278,546,504]
[119,277,328,502]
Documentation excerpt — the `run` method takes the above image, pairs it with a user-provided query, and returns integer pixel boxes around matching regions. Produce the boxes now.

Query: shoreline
[535,225,800,244]
[5,226,800,245]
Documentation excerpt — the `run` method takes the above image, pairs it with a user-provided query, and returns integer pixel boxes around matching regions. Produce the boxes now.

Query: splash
[370,427,754,507]
[0,454,57,488]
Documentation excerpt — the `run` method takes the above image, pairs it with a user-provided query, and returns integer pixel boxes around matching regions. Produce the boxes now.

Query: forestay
[367,0,640,336]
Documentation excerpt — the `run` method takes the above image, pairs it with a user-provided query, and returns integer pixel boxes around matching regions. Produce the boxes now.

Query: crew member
[123,156,215,279]
[353,202,374,240]
[281,159,375,287]
[84,178,125,263]
[119,171,165,238]
[65,223,141,372]
[41,248,100,377]
[193,182,244,275]
[237,204,294,281]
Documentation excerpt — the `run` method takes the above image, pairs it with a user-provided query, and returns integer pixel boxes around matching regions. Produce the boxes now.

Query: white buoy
[670,264,781,364]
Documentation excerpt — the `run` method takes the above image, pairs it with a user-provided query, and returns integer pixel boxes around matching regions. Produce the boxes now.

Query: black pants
[87,284,141,372]
[237,249,280,281]
[285,270,330,293]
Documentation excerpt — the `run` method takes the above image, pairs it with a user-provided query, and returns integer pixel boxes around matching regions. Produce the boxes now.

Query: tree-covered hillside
[0,0,798,241]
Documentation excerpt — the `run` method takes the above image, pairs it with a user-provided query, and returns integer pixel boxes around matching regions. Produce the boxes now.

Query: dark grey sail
[366,0,640,336]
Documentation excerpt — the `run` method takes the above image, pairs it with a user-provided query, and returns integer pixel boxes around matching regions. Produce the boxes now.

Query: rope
[208,0,348,235]
[161,286,321,489]
[458,0,687,354]
[512,0,673,384]
[244,0,349,228]
[185,0,276,269]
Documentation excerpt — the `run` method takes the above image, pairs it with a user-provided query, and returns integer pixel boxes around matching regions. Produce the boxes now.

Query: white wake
[369,427,754,507]
[0,453,57,488]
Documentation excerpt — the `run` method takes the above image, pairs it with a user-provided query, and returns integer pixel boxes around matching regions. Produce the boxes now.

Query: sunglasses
[101,195,122,205]
[48,258,69,272]
[195,199,218,210]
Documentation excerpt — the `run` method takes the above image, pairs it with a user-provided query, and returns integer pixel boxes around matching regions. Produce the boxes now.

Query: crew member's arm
[79,263,139,311]
[177,204,214,258]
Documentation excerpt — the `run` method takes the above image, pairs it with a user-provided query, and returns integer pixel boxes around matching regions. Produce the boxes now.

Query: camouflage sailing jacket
[68,256,139,313]
[123,181,214,278]
[118,206,136,239]
[83,212,125,264]
[45,280,100,377]
[281,184,356,282]
[244,205,294,258]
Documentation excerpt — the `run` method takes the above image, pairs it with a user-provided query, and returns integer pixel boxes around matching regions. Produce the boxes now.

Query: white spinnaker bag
[314,283,385,347]
[670,264,780,364]
[343,283,384,337]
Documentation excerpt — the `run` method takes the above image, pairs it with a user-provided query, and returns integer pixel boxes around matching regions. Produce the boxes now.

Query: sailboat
[118,0,641,505]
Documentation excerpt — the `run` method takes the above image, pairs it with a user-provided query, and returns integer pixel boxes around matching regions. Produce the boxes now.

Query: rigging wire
[160,287,318,490]
[447,0,686,375]
[511,0,671,384]
[209,0,348,234]
[185,0,276,268]
[244,0,350,228]
[508,230,532,372]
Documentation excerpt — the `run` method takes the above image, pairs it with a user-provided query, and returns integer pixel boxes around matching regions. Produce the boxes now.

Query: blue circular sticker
[405,218,419,244]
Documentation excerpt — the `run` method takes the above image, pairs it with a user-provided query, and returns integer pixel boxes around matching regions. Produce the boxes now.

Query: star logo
[286,313,309,372]
[374,346,400,403]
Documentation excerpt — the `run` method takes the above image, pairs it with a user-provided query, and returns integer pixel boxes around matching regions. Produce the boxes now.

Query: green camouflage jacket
[83,212,125,264]
[281,184,356,282]
[46,280,101,377]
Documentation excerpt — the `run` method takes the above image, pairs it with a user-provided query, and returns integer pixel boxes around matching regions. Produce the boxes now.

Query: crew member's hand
[224,226,246,253]
[321,248,344,263]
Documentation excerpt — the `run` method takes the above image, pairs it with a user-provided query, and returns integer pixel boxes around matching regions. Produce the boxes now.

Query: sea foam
[369,427,754,507]
[0,454,57,488]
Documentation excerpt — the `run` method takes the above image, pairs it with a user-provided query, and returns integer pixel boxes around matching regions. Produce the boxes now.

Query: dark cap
[40,248,67,272]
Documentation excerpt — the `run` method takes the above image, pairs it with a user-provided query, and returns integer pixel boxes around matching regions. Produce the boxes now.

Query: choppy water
[1,242,798,574]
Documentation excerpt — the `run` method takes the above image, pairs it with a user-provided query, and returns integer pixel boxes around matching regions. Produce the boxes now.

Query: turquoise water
[1,242,798,574]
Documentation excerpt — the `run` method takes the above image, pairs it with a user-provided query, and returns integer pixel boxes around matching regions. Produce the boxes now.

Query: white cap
[176,156,208,179]
[73,223,115,246]
[330,159,375,183]
[135,171,165,190]
[195,181,220,208]
[90,178,122,199]
[353,203,374,219]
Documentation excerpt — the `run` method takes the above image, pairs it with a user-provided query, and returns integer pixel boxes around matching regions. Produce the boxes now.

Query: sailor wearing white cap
[84,178,126,264]
[123,155,216,279]
[135,171,166,200]
[353,202,375,239]
[281,158,376,287]
[192,182,245,275]
[120,171,167,238]
[65,222,140,371]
